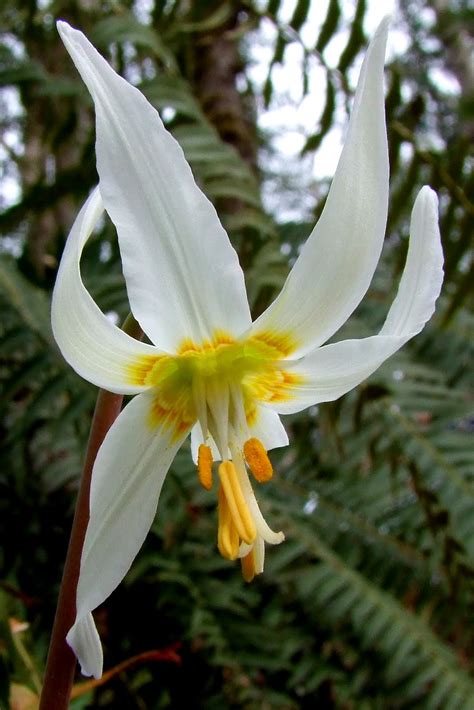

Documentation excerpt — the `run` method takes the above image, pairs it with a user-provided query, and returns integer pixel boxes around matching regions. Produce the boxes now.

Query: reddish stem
[39,389,123,709]
[39,316,142,710]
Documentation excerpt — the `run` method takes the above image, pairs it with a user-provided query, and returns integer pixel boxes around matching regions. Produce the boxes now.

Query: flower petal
[248,405,289,450]
[66,613,102,679]
[57,22,252,351]
[251,17,390,358]
[379,187,444,338]
[66,389,192,677]
[52,187,163,394]
[266,187,443,414]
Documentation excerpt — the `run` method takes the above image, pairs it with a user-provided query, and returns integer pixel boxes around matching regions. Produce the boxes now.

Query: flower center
[180,337,285,581]
[127,330,299,579]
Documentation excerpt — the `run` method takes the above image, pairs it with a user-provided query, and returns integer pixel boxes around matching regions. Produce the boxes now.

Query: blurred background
[0,0,473,707]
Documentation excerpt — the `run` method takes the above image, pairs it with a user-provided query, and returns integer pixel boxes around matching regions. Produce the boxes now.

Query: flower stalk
[39,315,141,710]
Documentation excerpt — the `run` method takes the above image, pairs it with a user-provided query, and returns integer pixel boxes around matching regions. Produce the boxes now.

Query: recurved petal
[251,17,390,358]
[66,389,192,678]
[57,22,251,352]
[266,187,443,414]
[66,613,102,679]
[51,187,162,394]
[379,187,444,338]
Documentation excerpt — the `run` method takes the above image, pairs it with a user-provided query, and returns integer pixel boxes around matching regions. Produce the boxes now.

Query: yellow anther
[217,485,239,559]
[243,438,273,483]
[197,444,213,490]
[218,461,256,544]
[241,548,256,583]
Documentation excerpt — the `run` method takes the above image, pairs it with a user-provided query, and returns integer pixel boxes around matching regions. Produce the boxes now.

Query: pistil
[217,485,240,559]
[218,461,256,544]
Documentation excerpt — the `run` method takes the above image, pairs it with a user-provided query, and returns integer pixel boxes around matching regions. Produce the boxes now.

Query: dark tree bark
[190,1,258,173]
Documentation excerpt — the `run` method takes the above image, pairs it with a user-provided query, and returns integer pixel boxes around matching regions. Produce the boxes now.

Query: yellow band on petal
[248,330,299,358]
[126,354,169,387]
[177,330,235,355]
[244,367,305,406]
[147,387,195,441]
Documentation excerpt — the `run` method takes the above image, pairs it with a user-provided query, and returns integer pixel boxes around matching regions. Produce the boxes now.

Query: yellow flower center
[127,330,302,579]
[127,330,301,433]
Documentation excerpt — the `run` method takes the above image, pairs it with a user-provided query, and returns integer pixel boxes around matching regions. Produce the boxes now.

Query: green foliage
[0,1,472,708]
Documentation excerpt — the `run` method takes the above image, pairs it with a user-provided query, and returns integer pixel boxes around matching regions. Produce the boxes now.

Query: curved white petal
[66,613,102,679]
[249,405,289,450]
[379,187,444,337]
[51,187,162,394]
[267,187,443,414]
[66,390,191,677]
[190,405,288,462]
[251,17,390,358]
[57,22,251,352]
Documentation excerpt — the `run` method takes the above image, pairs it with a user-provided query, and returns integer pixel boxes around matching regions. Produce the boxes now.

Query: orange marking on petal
[213,330,236,347]
[126,355,166,386]
[245,399,258,427]
[177,330,235,356]
[268,370,305,402]
[246,367,305,405]
[148,390,195,441]
[177,338,200,355]
[250,330,299,358]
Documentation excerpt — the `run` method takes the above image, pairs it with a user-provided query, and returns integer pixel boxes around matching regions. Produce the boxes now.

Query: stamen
[229,382,249,442]
[217,485,239,559]
[206,380,229,459]
[192,376,208,441]
[243,438,273,482]
[230,445,285,546]
[218,461,256,544]
[197,444,213,490]
[253,535,265,575]
[241,548,256,583]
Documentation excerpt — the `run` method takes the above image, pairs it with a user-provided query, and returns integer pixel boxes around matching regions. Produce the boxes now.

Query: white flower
[52,18,443,679]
